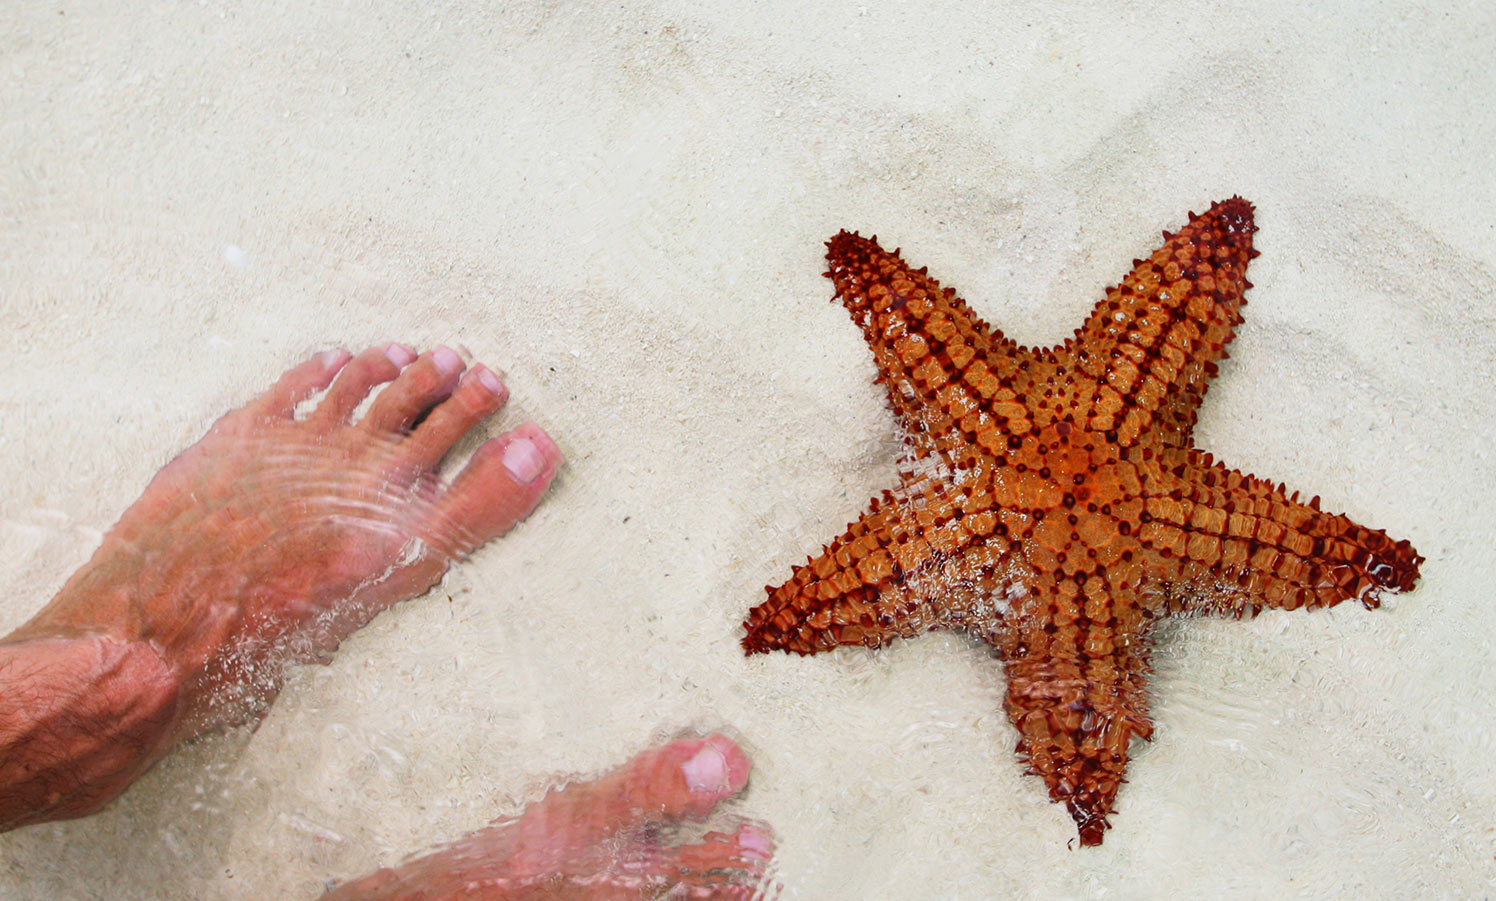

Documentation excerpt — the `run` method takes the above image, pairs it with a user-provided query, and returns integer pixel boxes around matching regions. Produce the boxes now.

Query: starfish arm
[1070,198,1258,448]
[998,580,1156,847]
[1137,449,1423,615]
[825,230,1035,466]
[743,473,1014,655]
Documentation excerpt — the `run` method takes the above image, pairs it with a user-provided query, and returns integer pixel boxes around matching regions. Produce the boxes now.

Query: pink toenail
[738,826,774,856]
[682,743,730,794]
[501,437,547,485]
[317,349,347,370]
[385,344,418,367]
[474,365,504,395]
[433,346,461,375]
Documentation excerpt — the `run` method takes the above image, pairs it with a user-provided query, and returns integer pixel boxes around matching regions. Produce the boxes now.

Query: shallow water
[2,1,1494,898]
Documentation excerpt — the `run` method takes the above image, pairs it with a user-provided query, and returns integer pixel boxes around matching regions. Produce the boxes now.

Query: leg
[0,345,563,830]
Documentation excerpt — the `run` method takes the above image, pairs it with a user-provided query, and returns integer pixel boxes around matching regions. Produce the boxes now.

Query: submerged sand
[2,2,1493,897]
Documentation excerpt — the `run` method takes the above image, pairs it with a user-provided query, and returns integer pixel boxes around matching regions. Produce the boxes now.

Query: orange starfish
[742,198,1422,846]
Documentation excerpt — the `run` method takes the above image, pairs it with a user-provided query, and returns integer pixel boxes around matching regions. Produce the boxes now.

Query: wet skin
[0,346,776,898]
[0,344,563,829]
[326,734,774,901]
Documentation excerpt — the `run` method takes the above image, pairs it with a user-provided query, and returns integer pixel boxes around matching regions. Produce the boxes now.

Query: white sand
[2,1,1493,897]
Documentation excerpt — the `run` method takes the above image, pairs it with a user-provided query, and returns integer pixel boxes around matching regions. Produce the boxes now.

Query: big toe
[521,734,753,855]
[622,733,754,821]
[428,423,563,553]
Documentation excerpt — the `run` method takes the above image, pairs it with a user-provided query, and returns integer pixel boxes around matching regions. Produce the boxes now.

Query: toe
[522,734,752,856]
[361,346,466,435]
[311,343,415,424]
[429,423,563,552]
[250,349,351,417]
[672,734,754,817]
[599,734,752,826]
[674,823,776,889]
[400,364,509,468]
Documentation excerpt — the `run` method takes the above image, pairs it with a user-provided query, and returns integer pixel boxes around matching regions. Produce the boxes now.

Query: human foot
[8,344,563,738]
[324,734,776,900]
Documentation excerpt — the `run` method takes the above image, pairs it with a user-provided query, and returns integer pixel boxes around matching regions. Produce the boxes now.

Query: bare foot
[1,345,562,827]
[325,734,776,901]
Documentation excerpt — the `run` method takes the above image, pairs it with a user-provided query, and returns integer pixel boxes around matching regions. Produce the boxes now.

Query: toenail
[682,743,730,794]
[501,437,547,485]
[385,343,418,367]
[474,365,504,395]
[317,349,347,370]
[433,346,462,375]
[738,826,774,856]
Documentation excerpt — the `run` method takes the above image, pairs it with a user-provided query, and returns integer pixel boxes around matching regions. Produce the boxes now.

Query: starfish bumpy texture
[742,198,1422,846]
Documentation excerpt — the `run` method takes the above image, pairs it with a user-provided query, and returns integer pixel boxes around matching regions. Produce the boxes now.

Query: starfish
[742,198,1422,846]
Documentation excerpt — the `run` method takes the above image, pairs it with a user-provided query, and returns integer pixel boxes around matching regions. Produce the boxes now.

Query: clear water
[1,1,1492,898]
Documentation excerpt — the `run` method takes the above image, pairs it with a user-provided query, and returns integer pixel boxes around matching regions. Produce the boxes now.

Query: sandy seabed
[2,2,1493,898]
